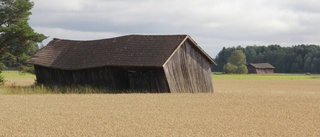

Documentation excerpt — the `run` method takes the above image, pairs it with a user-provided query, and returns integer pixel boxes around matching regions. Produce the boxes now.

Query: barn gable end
[163,39,214,93]
[28,35,215,93]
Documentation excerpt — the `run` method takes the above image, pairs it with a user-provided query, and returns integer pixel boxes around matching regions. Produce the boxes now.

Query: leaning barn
[247,63,275,74]
[28,35,216,93]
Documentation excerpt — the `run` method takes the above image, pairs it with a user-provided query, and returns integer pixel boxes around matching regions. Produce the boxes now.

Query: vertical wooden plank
[163,41,214,93]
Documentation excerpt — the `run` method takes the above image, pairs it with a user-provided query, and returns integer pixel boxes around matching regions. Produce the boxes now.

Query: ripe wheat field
[0,74,320,136]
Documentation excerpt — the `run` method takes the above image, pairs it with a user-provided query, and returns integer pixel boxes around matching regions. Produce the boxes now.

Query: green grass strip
[212,73,320,80]
[1,70,35,78]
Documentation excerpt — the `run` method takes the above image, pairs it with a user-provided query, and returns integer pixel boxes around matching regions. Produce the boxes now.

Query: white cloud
[33,27,122,45]
[32,0,88,12]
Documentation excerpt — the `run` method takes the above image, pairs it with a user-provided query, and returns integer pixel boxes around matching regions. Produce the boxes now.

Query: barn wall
[247,65,257,74]
[34,65,127,88]
[163,41,214,93]
[34,65,169,93]
[126,67,169,93]
[256,68,274,74]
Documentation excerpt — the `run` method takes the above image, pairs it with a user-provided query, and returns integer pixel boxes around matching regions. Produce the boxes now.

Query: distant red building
[247,63,275,74]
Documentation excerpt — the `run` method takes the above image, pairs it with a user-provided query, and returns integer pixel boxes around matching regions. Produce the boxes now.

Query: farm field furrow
[0,78,320,136]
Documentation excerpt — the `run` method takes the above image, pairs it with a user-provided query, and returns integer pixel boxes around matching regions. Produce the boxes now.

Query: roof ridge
[51,34,189,42]
[249,63,275,69]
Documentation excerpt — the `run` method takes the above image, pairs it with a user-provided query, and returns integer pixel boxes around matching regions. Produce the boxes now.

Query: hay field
[0,75,320,136]
[2,71,35,86]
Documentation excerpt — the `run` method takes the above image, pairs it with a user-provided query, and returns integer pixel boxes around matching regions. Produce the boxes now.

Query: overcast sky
[29,0,320,57]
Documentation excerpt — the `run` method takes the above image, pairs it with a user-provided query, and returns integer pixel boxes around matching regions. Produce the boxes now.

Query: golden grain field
[0,78,320,136]
[3,78,35,86]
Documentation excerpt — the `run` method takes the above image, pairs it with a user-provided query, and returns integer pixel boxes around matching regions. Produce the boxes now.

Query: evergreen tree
[0,62,3,85]
[0,0,47,83]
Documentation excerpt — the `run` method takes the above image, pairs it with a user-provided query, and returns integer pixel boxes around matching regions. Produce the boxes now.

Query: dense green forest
[214,45,320,73]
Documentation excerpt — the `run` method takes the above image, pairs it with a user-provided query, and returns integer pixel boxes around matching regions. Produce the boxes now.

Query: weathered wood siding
[163,41,214,93]
[255,68,274,74]
[126,68,169,92]
[34,65,169,93]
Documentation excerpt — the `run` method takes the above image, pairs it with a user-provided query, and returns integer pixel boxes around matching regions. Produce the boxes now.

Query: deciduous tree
[222,50,248,74]
[223,63,236,74]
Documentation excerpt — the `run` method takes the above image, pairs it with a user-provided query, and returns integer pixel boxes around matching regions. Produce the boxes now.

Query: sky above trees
[29,0,320,56]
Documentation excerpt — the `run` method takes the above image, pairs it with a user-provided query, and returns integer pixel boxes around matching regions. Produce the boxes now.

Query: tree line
[213,44,320,73]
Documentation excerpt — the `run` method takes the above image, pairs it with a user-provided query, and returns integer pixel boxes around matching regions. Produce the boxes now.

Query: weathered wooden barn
[28,35,216,93]
[247,63,275,74]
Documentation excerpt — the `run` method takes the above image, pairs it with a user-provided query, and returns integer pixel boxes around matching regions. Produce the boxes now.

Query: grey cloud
[286,0,320,13]
[29,0,320,56]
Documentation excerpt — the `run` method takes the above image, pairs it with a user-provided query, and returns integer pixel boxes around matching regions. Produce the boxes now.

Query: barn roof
[28,35,216,70]
[248,63,275,69]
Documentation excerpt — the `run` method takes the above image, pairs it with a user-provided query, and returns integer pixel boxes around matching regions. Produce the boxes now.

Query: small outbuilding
[247,63,275,74]
[28,35,216,93]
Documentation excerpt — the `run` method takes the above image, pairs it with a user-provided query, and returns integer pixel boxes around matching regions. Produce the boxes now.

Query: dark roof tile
[28,35,215,70]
